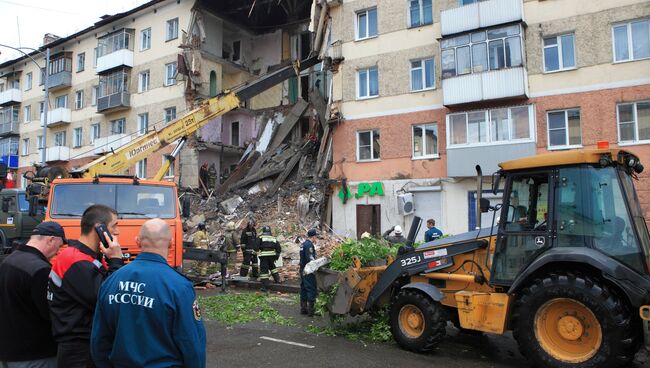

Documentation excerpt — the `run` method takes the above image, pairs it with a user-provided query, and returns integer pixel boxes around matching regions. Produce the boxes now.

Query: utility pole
[41,48,50,163]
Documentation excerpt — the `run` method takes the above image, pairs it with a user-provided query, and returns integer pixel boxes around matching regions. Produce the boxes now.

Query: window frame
[412,122,439,159]
[140,28,152,51]
[136,158,147,178]
[21,138,29,156]
[356,66,379,100]
[25,72,32,91]
[612,19,650,63]
[355,7,378,41]
[75,90,84,110]
[542,33,577,73]
[164,63,177,86]
[546,108,583,150]
[356,129,380,162]
[111,118,126,135]
[90,123,101,144]
[138,70,150,93]
[161,156,174,178]
[446,105,536,148]
[37,135,44,150]
[77,52,85,72]
[408,0,433,28]
[617,100,650,146]
[91,86,99,106]
[410,57,436,91]
[54,95,68,109]
[138,113,149,136]
[54,131,66,147]
[166,18,179,41]
[23,105,30,124]
[73,127,82,148]
[164,107,177,123]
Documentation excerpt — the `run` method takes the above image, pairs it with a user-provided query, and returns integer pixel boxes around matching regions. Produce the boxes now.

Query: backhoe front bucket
[315,267,362,315]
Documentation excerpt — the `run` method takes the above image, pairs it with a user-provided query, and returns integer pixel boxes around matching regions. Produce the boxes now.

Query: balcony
[93,134,132,155]
[0,106,18,136]
[97,49,134,74]
[46,146,70,162]
[48,71,72,92]
[97,92,130,113]
[0,88,21,106]
[442,67,528,105]
[0,121,19,137]
[441,0,524,36]
[43,107,72,128]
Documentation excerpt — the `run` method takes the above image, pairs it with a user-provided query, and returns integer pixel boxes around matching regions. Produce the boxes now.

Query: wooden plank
[216,152,260,195]
[267,151,302,197]
[309,89,328,131]
[230,167,285,189]
[267,99,308,150]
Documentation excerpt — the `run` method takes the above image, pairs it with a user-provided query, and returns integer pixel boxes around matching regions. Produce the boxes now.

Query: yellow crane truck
[317,146,650,368]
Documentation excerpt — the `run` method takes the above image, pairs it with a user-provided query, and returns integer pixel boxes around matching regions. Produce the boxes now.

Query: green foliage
[199,293,295,327]
[329,237,398,271]
[306,308,393,344]
[314,282,339,317]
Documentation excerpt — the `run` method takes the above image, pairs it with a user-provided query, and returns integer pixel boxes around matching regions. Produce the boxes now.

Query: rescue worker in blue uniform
[257,226,281,292]
[91,219,206,368]
[300,229,318,316]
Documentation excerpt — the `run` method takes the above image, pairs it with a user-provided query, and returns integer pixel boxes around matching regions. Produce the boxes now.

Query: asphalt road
[199,288,650,368]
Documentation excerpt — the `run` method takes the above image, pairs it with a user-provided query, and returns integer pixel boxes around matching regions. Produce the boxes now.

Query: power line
[0,0,78,15]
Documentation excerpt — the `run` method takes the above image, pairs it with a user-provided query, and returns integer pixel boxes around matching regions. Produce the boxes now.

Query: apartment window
[91,123,101,144]
[613,19,650,62]
[441,24,522,78]
[618,101,650,144]
[38,102,44,114]
[357,66,379,99]
[138,70,150,92]
[138,113,149,135]
[413,123,438,158]
[91,86,98,106]
[111,119,126,135]
[547,109,582,149]
[55,95,68,109]
[448,105,533,147]
[543,34,575,72]
[140,28,151,51]
[75,90,84,110]
[166,18,179,41]
[164,107,176,123]
[162,156,174,178]
[136,159,147,179]
[21,138,29,156]
[48,55,72,75]
[23,105,30,123]
[93,47,99,68]
[54,131,66,147]
[411,58,435,91]
[25,72,32,90]
[39,68,45,86]
[99,70,128,97]
[356,8,378,40]
[460,0,487,5]
[165,63,177,86]
[97,29,134,57]
[73,127,82,148]
[231,121,240,145]
[357,130,380,161]
[77,52,85,72]
[409,0,432,28]
[37,135,44,150]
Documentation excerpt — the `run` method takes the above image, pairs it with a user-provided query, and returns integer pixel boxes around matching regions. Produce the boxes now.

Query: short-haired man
[424,219,443,242]
[91,219,206,367]
[49,204,124,367]
[0,222,67,368]
[299,229,318,316]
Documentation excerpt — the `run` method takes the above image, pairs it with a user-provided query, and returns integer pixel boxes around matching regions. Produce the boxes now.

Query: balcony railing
[0,88,21,106]
[441,0,524,36]
[97,29,135,73]
[97,92,130,113]
[442,67,527,105]
[93,134,132,155]
[46,146,70,161]
[45,107,72,127]
[48,71,72,92]
[0,121,19,136]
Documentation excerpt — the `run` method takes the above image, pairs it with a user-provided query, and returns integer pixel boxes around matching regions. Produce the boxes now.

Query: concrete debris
[220,195,243,214]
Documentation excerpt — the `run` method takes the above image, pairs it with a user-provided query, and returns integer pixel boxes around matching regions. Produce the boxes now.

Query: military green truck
[0,189,45,262]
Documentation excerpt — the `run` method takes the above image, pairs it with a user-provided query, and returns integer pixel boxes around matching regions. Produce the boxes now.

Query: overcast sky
[0,0,151,62]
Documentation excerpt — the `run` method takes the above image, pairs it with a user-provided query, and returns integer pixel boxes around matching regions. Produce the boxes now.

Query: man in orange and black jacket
[48,204,124,368]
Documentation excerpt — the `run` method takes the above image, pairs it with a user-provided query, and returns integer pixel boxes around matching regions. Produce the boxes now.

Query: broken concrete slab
[219,195,243,214]
[216,151,260,195]
[267,150,302,197]
[267,99,309,150]
[248,179,273,195]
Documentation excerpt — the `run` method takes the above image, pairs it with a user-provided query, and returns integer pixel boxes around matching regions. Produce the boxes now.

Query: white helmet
[394,225,403,235]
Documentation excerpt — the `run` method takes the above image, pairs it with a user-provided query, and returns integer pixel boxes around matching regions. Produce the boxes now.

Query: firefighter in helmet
[257,226,281,292]
[239,218,259,279]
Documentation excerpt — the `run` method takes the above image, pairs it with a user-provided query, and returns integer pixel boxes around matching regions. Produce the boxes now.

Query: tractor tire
[389,289,447,353]
[512,272,639,368]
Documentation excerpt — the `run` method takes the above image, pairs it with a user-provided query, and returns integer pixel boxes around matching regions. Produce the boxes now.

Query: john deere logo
[338,182,385,203]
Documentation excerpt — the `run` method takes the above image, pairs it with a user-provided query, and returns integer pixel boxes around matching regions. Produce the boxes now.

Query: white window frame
[77,52,85,72]
[138,70,150,93]
[23,105,30,123]
[91,86,98,106]
[166,18,179,41]
[164,107,176,123]
[55,95,68,109]
[140,28,152,51]
[111,119,126,135]
[546,108,582,150]
[21,138,29,156]
[37,135,44,150]
[446,105,536,148]
[91,123,101,144]
[355,8,378,41]
[412,123,439,159]
[162,156,174,178]
[612,19,650,63]
[54,131,66,147]
[410,57,435,91]
[136,159,147,179]
[356,66,379,99]
[164,63,177,86]
[73,127,82,148]
[356,129,380,162]
[542,33,576,73]
[138,113,149,136]
[617,100,650,145]
[75,90,84,110]
[25,72,32,91]
[408,0,433,28]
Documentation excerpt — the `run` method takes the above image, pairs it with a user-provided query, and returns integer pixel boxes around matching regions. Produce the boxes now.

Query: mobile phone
[94,223,113,248]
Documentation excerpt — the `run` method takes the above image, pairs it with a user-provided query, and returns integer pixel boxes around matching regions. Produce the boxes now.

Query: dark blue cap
[32,221,67,243]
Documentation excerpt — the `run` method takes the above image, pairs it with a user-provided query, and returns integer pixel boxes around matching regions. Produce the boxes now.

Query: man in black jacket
[48,204,124,367]
[0,221,67,368]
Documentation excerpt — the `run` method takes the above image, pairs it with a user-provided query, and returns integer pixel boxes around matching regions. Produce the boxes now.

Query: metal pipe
[475,165,483,230]
[42,48,50,163]
[424,272,478,283]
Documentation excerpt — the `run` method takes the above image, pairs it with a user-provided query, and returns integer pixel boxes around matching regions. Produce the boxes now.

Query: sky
[0,0,151,62]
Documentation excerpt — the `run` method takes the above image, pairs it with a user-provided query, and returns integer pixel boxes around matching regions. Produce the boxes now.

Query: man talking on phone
[48,204,124,367]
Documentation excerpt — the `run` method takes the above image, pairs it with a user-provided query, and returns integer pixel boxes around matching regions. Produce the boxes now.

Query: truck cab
[0,189,45,255]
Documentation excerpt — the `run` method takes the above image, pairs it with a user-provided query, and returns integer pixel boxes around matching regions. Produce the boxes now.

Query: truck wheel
[0,231,8,255]
[389,289,446,353]
[512,272,638,368]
